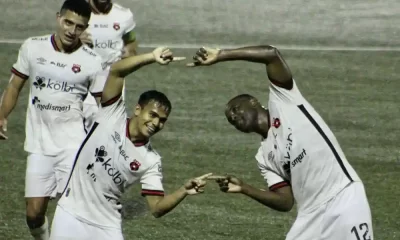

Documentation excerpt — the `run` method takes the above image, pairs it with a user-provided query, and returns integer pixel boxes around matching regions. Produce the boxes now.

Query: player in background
[50,47,213,240]
[80,0,138,131]
[188,46,374,240]
[0,1,104,239]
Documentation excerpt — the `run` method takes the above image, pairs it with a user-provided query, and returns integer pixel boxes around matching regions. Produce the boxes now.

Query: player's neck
[53,34,81,53]
[127,118,149,145]
[90,0,113,14]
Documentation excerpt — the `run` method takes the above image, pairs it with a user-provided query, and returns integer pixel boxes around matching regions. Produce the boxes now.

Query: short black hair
[138,90,172,112]
[60,0,92,19]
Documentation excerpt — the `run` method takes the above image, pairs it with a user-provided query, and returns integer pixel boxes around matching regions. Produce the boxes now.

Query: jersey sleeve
[269,79,304,105]
[122,10,137,42]
[255,147,290,191]
[140,160,164,197]
[89,60,107,98]
[96,93,126,124]
[11,39,30,80]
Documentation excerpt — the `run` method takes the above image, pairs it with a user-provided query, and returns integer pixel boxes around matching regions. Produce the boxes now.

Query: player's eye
[64,20,73,26]
[149,112,156,118]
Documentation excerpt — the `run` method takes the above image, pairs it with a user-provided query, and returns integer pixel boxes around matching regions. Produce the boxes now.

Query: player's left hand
[80,31,93,48]
[183,173,213,195]
[152,47,186,65]
[207,175,243,193]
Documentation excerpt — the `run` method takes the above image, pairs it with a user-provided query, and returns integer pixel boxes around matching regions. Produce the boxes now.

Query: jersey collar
[51,34,82,53]
[126,118,149,147]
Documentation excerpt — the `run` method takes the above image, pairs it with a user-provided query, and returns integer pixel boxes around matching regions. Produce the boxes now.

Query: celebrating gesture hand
[186,47,221,67]
[79,31,93,48]
[207,175,244,193]
[152,47,186,65]
[184,173,214,195]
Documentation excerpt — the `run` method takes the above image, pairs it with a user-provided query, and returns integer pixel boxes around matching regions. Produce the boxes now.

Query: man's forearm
[0,87,19,119]
[241,183,292,212]
[152,187,188,218]
[217,45,279,64]
[110,52,155,78]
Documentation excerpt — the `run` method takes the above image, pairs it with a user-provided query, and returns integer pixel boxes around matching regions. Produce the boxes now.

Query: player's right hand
[186,47,221,67]
[207,175,243,193]
[0,118,8,140]
[152,47,186,65]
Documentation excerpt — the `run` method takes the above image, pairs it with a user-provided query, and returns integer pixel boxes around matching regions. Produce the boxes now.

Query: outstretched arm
[188,46,293,90]
[208,175,294,212]
[101,47,184,105]
[144,173,212,218]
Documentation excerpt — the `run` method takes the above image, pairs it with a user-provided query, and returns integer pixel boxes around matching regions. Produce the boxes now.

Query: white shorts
[286,182,373,240]
[50,206,123,240]
[25,150,77,198]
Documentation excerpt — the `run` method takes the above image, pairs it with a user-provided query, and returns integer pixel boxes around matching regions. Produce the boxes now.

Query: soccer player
[49,47,212,240]
[80,0,138,131]
[0,1,104,239]
[188,46,374,240]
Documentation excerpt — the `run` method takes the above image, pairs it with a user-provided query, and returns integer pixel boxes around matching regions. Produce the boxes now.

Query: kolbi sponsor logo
[31,96,71,112]
[32,76,75,92]
[87,146,126,185]
[94,39,118,49]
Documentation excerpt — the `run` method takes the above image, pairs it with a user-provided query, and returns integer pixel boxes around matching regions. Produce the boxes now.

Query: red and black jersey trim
[91,92,102,98]
[141,189,165,197]
[11,67,29,80]
[269,181,290,191]
[101,93,122,107]
[51,34,61,52]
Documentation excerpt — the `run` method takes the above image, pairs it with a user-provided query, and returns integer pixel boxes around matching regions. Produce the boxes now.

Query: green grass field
[1,0,400,239]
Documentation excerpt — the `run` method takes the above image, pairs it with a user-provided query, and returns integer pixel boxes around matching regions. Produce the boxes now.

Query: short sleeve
[269,79,304,105]
[256,147,290,191]
[89,61,107,98]
[96,94,126,123]
[140,161,164,197]
[11,39,30,80]
[124,10,136,35]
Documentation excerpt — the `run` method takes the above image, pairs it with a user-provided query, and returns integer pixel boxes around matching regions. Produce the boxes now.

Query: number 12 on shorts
[351,223,371,240]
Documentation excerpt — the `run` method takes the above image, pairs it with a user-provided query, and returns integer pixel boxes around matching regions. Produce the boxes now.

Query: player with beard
[80,0,138,131]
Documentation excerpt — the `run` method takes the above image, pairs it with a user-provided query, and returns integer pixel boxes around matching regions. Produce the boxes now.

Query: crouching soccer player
[50,47,212,240]
[188,46,374,240]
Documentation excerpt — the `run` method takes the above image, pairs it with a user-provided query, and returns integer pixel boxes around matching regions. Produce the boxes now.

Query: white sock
[29,216,49,240]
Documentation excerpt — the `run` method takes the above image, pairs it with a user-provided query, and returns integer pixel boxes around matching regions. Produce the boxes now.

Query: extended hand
[184,173,213,195]
[187,47,221,67]
[80,31,93,48]
[152,47,186,65]
[207,175,243,193]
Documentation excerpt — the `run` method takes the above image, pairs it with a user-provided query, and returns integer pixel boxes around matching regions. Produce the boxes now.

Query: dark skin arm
[188,46,293,90]
[208,175,294,212]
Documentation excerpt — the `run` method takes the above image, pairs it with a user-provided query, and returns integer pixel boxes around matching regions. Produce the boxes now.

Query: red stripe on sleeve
[269,181,290,191]
[11,67,29,80]
[101,94,122,107]
[141,189,165,197]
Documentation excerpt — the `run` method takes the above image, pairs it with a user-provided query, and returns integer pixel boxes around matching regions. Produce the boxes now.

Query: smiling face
[134,100,170,138]
[56,9,89,48]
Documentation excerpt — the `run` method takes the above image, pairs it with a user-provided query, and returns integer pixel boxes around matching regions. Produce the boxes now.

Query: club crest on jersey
[130,160,141,171]
[71,64,81,73]
[273,118,281,128]
[113,23,120,31]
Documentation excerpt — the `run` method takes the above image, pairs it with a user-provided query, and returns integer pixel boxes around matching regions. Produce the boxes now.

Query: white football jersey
[12,34,104,155]
[88,2,136,66]
[58,94,164,229]
[256,80,361,213]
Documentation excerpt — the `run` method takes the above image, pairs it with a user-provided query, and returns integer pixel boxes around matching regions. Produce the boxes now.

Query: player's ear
[249,98,259,108]
[134,104,142,116]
